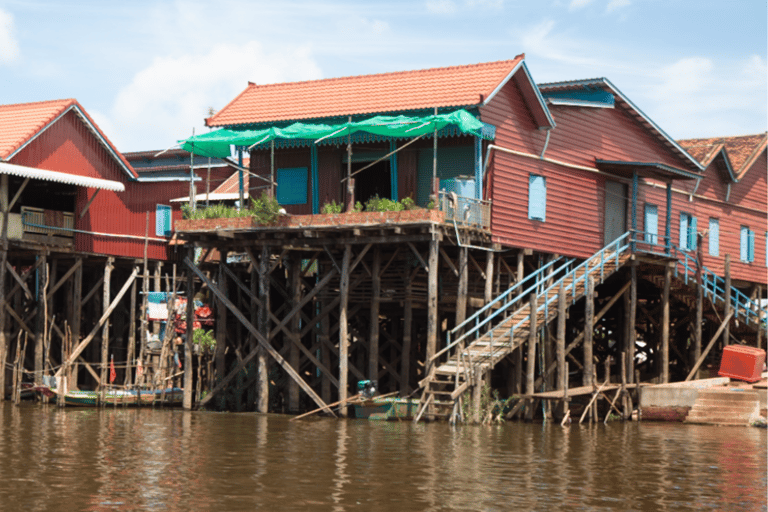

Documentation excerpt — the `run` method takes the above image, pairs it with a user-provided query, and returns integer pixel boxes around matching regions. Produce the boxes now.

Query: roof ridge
[678,132,768,143]
[0,98,75,109]
[243,56,525,91]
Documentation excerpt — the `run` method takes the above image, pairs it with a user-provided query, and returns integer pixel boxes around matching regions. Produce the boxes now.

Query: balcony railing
[437,191,491,230]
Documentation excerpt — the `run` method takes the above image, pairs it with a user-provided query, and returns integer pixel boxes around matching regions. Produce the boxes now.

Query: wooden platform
[525,383,644,400]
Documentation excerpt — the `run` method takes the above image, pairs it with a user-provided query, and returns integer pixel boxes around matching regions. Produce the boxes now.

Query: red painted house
[0,99,223,262]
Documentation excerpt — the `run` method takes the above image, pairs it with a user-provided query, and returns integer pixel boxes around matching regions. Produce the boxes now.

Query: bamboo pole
[290,393,364,422]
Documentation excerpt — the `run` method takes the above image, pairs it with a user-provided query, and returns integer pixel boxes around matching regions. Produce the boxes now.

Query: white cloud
[426,0,458,14]
[465,0,504,8]
[516,20,612,70]
[606,0,630,12]
[0,8,19,64]
[108,41,322,151]
[569,0,594,11]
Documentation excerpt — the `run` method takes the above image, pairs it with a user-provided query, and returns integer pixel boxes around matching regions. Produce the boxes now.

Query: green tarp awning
[179,109,494,158]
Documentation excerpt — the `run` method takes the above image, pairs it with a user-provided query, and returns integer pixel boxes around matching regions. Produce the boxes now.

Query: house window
[679,212,696,251]
[708,218,719,257]
[528,174,546,221]
[155,205,171,237]
[740,226,755,263]
[644,204,658,245]
[277,168,308,205]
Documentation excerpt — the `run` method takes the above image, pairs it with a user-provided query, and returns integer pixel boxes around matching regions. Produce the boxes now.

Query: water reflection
[0,403,764,511]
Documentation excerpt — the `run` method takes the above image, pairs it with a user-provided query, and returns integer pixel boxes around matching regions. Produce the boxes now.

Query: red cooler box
[718,345,766,382]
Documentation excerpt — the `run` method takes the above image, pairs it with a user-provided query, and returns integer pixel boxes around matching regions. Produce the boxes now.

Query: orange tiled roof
[0,99,75,160]
[678,133,767,179]
[207,56,526,127]
[0,98,137,178]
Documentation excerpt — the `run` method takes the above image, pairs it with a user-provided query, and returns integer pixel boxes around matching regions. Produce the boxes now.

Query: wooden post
[583,277,594,387]
[525,292,537,420]
[216,262,227,382]
[557,282,566,416]
[455,247,468,332]
[153,262,162,335]
[622,277,631,385]
[628,263,637,383]
[757,285,763,350]
[426,239,439,377]
[514,251,524,395]
[723,254,731,347]
[0,173,7,399]
[139,212,150,384]
[621,351,628,419]
[288,254,300,413]
[369,247,381,381]
[661,262,671,383]
[34,252,47,383]
[257,245,270,413]
[338,245,351,417]
[320,290,331,404]
[401,274,413,395]
[694,233,703,373]
[125,267,136,387]
[484,251,494,310]
[100,258,113,400]
[184,246,195,409]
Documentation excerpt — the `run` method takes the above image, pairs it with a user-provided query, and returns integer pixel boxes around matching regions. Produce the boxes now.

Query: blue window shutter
[277,168,308,205]
[708,218,719,257]
[528,175,546,221]
[644,205,658,245]
[740,226,749,262]
[679,213,688,250]
[747,229,755,263]
[689,216,697,250]
[155,205,171,237]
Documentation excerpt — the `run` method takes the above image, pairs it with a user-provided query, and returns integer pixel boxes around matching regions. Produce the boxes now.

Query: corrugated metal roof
[0,161,125,192]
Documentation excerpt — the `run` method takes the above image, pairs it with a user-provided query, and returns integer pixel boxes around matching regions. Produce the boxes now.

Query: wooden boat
[34,386,183,407]
[353,396,421,420]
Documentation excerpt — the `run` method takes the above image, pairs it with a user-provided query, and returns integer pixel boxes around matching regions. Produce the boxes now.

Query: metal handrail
[433,255,571,363]
[434,232,631,367]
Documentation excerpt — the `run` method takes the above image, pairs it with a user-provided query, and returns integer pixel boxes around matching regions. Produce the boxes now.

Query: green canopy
[180,109,494,158]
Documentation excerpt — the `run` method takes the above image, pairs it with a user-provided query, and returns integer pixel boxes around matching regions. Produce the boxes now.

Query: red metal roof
[678,133,767,179]
[207,56,526,127]
[0,98,137,179]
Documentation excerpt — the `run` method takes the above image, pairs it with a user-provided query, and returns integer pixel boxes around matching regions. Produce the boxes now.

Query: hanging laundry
[109,355,116,384]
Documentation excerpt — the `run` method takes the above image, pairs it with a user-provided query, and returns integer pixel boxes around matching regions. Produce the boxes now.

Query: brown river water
[0,402,765,511]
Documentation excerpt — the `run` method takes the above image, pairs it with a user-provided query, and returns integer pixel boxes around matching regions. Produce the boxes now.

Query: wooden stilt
[288,254,300,413]
[557,282,566,417]
[369,246,381,381]
[583,276,594,387]
[484,251,494,310]
[100,258,113,402]
[661,262,670,383]
[525,292,537,421]
[0,174,7,400]
[629,262,637,384]
[694,235,703,372]
[126,266,136,387]
[338,245,351,416]
[153,262,162,335]
[757,285,763,350]
[455,247,468,331]
[216,262,227,383]
[184,246,195,410]
[257,246,270,412]
[426,238,439,419]
[401,272,414,395]
[723,254,731,347]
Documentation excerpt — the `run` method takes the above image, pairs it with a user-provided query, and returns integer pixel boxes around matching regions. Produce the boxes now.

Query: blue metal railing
[671,245,767,328]
[432,231,632,367]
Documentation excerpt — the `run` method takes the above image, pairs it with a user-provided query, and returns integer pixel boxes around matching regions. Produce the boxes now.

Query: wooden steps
[684,389,762,426]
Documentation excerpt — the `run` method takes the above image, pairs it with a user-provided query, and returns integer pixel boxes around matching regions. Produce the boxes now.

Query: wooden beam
[5,262,33,300]
[685,311,734,381]
[54,267,139,377]
[190,257,335,415]
[408,242,429,272]
[439,247,459,277]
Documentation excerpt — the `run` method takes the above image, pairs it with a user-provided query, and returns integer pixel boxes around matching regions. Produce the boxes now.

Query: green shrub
[250,192,281,225]
[193,328,215,350]
[181,202,251,220]
[321,200,343,214]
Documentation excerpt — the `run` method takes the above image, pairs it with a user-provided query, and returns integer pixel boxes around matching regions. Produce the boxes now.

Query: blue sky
[1,0,765,152]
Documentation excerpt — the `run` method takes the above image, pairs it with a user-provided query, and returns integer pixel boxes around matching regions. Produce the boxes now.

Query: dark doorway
[353,160,391,204]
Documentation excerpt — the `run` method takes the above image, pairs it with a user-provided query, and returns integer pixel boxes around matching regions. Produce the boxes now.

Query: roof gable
[207,56,532,128]
[539,78,704,174]
[678,133,767,181]
[0,99,136,179]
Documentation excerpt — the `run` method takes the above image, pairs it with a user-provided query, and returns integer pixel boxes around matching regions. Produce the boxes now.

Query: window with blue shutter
[277,168,308,205]
[679,212,696,251]
[644,204,658,245]
[528,174,546,222]
[740,226,755,263]
[155,205,171,237]
[708,218,719,257]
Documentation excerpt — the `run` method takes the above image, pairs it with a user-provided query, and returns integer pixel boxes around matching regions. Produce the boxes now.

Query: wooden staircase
[685,389,762,426]
[415,233,634,422]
